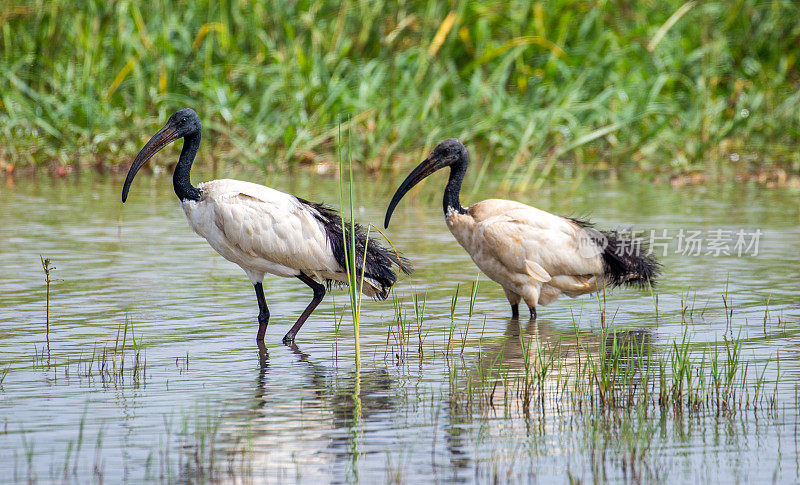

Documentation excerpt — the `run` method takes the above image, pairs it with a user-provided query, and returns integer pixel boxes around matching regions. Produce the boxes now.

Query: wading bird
[384,139,658,319]
[122,108,409,344]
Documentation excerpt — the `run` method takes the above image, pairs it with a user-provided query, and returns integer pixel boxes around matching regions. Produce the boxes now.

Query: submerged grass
[31,316,148,388]
[6,284,794,482]
[380,280,783,422]
[2,0,800,179]
[445,308,780,420]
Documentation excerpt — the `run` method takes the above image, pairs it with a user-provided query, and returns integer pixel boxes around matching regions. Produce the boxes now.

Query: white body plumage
[181,179,381,297]
[446,199,606,309]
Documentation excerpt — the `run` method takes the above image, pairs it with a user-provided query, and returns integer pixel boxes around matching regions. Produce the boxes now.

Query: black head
[427,138,467,166]
[122,108,202,202]
[384,138,468,228]
[166,108,202,137]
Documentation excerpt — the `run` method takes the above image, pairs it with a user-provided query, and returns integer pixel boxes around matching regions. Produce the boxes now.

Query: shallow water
[1,171,799,483]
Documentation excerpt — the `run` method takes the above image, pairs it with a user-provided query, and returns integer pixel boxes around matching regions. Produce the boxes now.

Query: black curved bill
[121,125,178,203]
[384,156,443,228]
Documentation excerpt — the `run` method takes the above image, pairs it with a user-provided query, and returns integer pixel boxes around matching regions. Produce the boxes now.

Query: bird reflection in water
[206,342,397,481]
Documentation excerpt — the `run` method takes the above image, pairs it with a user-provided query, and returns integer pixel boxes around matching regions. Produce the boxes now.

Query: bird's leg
[504,289,521,320]
[529,306,537,320]
[283,273,326,345]
[254,282,270,342]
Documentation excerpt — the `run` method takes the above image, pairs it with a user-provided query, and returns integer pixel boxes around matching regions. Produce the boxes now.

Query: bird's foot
[256,340,268,366]
[510,303,520,320]
[282,332,296,345]
[529,306,537,320]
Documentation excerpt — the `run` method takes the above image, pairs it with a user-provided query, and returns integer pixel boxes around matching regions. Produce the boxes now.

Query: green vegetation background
[2,0,799,181]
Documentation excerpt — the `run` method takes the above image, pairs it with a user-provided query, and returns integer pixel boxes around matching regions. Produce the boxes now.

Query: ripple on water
[0,175,799,482]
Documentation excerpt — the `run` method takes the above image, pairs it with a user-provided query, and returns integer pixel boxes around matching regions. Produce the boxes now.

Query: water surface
[1,171,799,483]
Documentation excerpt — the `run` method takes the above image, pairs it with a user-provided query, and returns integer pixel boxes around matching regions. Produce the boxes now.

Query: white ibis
[384,139,659,319]
[122,108,410,344]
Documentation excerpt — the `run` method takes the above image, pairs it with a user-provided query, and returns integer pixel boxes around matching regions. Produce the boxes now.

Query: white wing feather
[195,179,340,276]
[474,202,604,279]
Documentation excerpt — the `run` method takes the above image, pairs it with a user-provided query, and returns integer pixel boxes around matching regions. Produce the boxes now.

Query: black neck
[173,131,201,201]
[443,156,468,216]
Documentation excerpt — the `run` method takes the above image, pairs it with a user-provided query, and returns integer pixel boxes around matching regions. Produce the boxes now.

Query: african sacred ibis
[384,139,659,319]
[122,108,410,344]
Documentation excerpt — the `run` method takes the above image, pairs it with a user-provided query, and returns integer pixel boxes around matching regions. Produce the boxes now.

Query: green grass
[2,0,800,180]
[338,119,364,369]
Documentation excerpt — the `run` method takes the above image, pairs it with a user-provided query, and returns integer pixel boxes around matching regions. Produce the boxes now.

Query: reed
[2,0,799,179]
[336,118,366,435]
[337,119,364,368]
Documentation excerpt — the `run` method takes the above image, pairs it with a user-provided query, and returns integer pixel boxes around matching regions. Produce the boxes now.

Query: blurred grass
[1,0,799,181]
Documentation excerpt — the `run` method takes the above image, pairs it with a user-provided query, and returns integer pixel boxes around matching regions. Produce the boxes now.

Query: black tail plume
[300,199,412,299]
[598,230,660,288]
[571,218,660,288]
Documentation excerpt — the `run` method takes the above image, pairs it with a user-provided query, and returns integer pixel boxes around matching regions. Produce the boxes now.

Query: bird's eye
[181,117,188,123]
